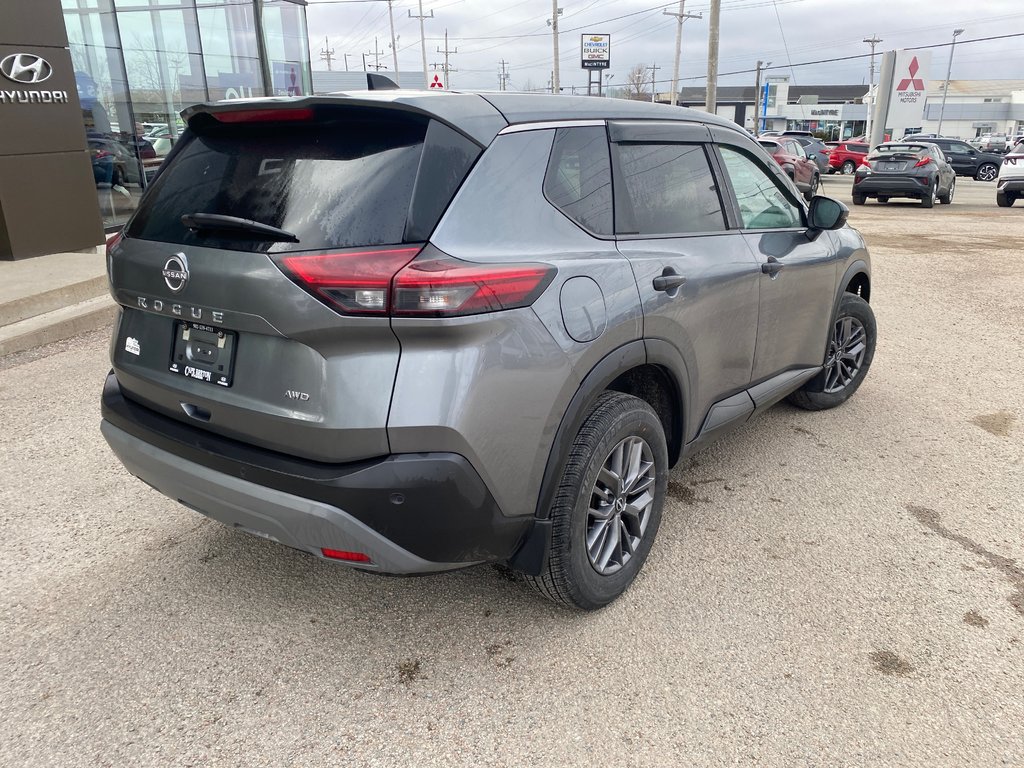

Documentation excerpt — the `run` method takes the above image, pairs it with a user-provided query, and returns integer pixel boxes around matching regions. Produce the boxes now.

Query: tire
[787,293,876,412]
[939,178,955,205]
[804,174,819,202]
[524,392,668,610]
[920,181,936,208]
[841,160,856,175]
[852,192,866,206]
[996,191,1015,208]
[976,163,998,182]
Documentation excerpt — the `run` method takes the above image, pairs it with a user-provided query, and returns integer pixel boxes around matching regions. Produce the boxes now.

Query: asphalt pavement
[1,177,1022,767]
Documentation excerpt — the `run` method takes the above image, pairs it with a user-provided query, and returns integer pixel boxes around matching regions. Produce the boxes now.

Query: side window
[718,145,803,230]
[791,141,806,158]
[948,142,970,154]
[543,126,613,236]
[614,143,727,236]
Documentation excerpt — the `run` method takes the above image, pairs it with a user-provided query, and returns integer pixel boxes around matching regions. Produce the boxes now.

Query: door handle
[761,257,784,276]
[653,273,687,292]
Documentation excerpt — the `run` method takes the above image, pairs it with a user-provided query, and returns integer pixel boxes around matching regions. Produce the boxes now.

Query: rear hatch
[108,102,484,462]
[866,145,931,175]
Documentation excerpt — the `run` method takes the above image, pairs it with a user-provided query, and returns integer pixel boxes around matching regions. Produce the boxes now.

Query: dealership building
[671,79,1024,142]
[1,0,313,260]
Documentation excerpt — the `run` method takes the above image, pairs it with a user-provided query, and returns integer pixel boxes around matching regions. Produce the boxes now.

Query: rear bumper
[854,175,931,197]
[997,178,1024,193]
[101,372,530,573]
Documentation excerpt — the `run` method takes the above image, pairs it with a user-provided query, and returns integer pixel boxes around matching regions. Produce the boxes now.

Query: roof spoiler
[367,73,400,90]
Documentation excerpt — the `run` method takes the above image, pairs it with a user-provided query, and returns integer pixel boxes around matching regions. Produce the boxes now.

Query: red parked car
[757,137,820,200]
[827,142,870,175]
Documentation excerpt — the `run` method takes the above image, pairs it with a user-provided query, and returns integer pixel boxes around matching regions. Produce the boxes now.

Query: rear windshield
[127,113,428,253]
[848,143,868,153]
[869,144,928,159]
[758,140,779,152]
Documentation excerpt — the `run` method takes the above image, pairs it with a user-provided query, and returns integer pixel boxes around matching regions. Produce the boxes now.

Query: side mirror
[946,156,954,163]
[808,153,817,160]
[807,195,849,231]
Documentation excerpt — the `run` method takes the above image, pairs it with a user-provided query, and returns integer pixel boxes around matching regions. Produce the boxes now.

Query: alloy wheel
[841,160,855,175]
[586,436,656,576]
[823,315,867,393]
[977,164,997,182]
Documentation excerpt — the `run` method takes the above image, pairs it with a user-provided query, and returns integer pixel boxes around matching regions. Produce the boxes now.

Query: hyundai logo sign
[0,53,53,84]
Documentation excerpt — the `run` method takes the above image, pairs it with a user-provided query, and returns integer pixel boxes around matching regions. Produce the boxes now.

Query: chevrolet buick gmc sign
[0,53,69,104]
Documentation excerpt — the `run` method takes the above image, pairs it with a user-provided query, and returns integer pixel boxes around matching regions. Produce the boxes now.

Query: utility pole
[343,53,349,72]
[386,0,400,79]
[648,62,661,103]
[498,59,510,91]
[320,37,336,71]
[436,29,457,88]
[863,34,882,143]
[753,60,770,135]
[937,28,965,137]
[663,1,701,107]
[365,37,386,71]
[409,0,433,88]
[705,0,721,113]
[547,2,562,94]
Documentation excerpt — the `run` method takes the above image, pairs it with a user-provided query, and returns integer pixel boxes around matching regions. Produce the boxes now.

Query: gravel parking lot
[2,176,1022,767]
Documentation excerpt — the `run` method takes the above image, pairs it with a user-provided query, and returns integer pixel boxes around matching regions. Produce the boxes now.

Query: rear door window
[614,143,727,235]
[127,113,430,253]
[543,126,613,236]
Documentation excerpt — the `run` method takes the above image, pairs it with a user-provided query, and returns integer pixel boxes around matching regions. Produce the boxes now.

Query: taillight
[106,229,123,256]
[278,247,422,315]
[213,107,315,123]
[914,156,932,168]
[392,257,555,317]
[1005,156,1018,165]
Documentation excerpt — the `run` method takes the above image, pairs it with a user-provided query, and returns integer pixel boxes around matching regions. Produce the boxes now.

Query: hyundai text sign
[581,34,610,69]
[0,51,68,104]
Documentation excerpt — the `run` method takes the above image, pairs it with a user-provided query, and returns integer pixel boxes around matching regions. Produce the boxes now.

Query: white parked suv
[996,142,1024,207]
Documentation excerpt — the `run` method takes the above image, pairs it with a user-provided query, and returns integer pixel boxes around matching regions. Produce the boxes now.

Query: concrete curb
[0,295,117,358]
[0,276,110,327]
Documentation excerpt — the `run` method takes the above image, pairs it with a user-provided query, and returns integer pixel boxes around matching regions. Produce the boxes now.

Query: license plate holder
[169,322,236,387]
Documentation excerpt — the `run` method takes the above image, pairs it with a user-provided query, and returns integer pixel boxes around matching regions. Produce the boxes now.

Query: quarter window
[614,143,726,235]
[718,146,803,230]
[544,126,613,236]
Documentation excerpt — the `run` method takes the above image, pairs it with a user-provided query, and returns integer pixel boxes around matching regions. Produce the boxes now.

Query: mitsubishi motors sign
[872,49,932,143]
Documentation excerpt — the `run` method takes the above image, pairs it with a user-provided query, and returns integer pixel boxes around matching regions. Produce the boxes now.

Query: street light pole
[937,28,964,137]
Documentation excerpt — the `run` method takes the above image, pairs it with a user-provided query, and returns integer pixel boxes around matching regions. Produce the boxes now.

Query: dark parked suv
[101,92,876,609]
[904,135,1003,181]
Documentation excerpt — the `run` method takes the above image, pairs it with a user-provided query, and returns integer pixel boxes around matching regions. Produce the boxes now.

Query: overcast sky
[305,0,1024,93]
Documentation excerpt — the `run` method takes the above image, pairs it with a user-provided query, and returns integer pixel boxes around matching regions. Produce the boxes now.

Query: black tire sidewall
[555,395,668,609]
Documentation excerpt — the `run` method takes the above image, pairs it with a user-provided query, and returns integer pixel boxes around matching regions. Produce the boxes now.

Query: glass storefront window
[62,0,311,230]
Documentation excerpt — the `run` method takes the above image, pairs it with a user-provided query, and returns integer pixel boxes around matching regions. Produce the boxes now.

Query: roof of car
[183,91,747,147]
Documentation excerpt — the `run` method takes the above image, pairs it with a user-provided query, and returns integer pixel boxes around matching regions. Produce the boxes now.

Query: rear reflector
[321,548,372,563]
[392,257,555,317]
[213,108,315,124]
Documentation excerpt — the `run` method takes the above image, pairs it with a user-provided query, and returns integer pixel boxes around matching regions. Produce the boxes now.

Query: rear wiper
[181,213,299,243]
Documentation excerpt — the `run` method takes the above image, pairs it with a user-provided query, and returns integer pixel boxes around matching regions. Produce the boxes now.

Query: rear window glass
[127,114,428,252]
[870,144,928,158]
[544,126,613,236]
[849,144,868,153]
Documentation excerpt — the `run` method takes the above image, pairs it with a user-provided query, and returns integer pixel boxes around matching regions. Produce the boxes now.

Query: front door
[713,139,840,384]
[609,122,761,442]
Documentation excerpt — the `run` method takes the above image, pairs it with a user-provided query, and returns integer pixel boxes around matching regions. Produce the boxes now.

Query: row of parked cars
[758,129,1022,208]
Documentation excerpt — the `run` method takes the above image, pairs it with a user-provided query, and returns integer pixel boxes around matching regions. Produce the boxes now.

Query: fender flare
[823,258,870,358]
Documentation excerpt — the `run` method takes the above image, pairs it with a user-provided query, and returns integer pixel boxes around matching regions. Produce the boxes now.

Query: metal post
[705,0,720,113]
[937,28,964,137]
[252,0,274,96]
[409,0,433,88]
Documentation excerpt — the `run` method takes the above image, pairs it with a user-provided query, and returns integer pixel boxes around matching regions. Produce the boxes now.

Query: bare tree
[625,63,651,101]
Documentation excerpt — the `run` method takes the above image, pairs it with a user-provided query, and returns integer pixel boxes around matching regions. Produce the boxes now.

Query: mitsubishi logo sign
[0,53,53,84]
[897,56,925,91]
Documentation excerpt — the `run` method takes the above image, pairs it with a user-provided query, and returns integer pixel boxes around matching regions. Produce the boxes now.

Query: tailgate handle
[181,402,211,422]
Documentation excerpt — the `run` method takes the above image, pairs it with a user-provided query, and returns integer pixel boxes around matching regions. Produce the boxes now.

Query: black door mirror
[807,195,848,231]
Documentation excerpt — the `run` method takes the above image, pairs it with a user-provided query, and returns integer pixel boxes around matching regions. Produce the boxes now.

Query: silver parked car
[853,141,957,207]
[101,92,876,609]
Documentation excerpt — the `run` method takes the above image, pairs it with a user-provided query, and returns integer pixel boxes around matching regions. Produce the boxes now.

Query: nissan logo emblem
[0,53,53,84]
[162,254,189,293]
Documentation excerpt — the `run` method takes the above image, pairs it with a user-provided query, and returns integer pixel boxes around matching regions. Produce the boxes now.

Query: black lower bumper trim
[101,372,530,564]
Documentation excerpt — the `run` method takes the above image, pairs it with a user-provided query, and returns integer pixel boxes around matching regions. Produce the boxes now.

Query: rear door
[711,130,839,385]
[609,121,760,441]
[109,105,482,462]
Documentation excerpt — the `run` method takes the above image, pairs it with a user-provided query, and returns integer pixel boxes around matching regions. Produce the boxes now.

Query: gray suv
[101,93,876,610]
